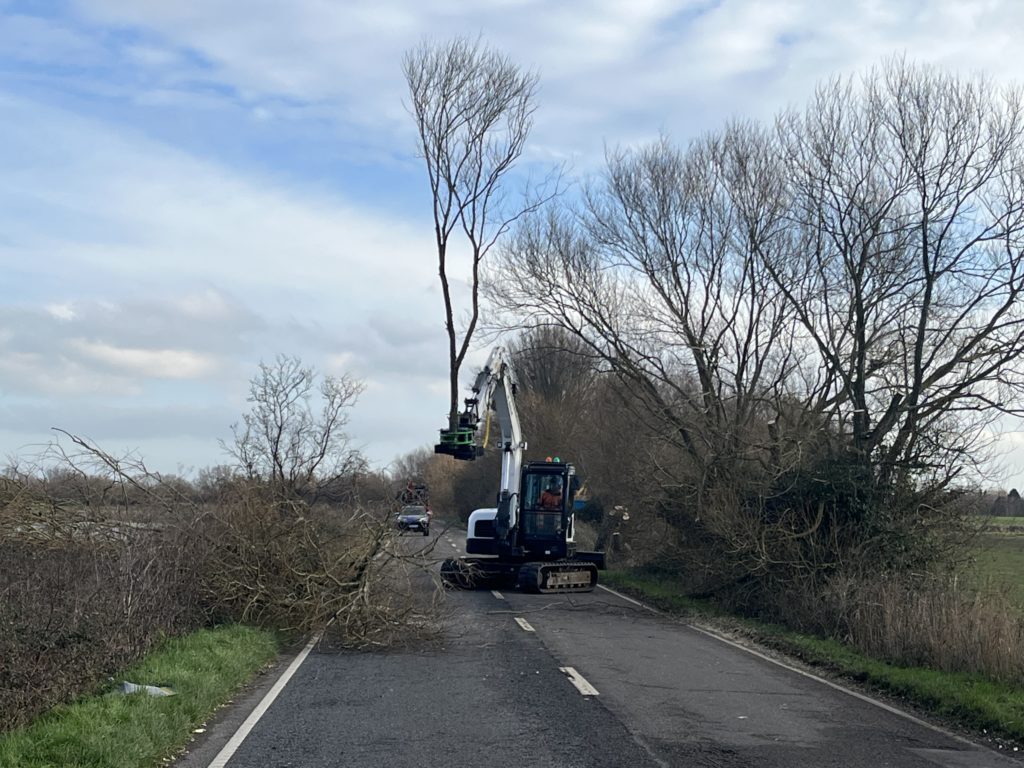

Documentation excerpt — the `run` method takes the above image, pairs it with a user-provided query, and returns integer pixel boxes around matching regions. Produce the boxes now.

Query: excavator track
[517,561,598,593]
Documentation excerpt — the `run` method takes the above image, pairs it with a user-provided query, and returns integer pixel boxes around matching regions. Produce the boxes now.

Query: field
[971,515,1024,607]
[972,531,1024,607]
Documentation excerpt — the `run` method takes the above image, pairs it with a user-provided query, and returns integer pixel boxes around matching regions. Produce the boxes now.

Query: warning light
[546,456,552,462]
[553,457,561,463]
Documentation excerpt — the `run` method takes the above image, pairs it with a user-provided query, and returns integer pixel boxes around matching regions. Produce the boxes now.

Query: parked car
[396,505,431,536]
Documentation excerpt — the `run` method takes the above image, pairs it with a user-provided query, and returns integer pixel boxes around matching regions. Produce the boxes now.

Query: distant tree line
[989,488,1024,517]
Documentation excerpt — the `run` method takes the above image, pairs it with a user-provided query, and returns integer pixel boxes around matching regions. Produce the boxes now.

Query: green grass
[983,516,1024,530]
[972,534,1024,608]
[0,625,278,768]
[602,570,1024,743]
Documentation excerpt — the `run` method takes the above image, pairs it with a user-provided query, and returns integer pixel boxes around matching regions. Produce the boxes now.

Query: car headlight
[419,517,428,525]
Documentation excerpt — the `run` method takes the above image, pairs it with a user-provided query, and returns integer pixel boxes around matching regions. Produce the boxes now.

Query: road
[176,525,1020,768]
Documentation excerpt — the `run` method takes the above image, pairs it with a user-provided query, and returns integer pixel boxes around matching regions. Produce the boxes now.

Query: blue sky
[3,0,1024,487]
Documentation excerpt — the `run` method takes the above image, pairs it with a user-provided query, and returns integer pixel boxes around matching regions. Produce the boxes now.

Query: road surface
[175,524,1019,768]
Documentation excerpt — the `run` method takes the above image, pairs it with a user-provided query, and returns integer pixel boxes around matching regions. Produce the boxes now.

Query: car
[396,505,431,536]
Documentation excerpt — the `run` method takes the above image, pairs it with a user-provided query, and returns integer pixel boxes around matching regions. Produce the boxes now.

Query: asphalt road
[176,525,1021,768]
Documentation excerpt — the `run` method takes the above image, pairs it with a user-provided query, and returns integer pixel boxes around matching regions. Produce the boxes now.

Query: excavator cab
[512,461,601,592]
[518,462,575,554]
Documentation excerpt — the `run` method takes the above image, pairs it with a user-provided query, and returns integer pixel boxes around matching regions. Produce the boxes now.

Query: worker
[539,480,563,510]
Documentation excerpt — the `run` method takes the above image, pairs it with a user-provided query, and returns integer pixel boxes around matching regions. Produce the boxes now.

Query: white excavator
[434,346,604,592]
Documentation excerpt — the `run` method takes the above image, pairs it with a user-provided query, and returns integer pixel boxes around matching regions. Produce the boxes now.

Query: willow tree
[403,36,545,439]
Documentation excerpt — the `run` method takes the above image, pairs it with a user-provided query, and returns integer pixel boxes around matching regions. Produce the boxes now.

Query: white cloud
[0,350,141,397]
[0,95,441,315]
[45,303,76,321]
[0,13,105,65]
[69,340,219,379]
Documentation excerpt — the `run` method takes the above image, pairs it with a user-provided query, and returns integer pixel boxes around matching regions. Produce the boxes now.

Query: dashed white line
[514,617,535,632]
[207,632,321,768]
[559,666,599,696]
[491,590,505,600]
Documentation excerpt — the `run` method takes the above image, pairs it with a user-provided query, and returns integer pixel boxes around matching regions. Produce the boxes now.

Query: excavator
[434,346,604,593]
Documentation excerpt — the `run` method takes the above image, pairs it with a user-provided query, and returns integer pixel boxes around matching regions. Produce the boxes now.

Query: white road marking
[596,584,991,752]
[597,583,655,611]
[491,590,505,600]
[207,633,321,768]
[514,617,535,632]
[450,543,458,549]
[560,666,599,696]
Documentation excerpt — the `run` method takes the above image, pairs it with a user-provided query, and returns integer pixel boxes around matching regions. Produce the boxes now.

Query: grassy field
[972,531,1024,607]
[0,625,278,768]
[972,516,1024,607]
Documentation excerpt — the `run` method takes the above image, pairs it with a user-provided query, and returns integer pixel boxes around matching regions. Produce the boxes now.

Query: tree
[771,58,1024,493]
[488,123,797,500]
[508,326,600,460]
[403,36,551,431]
[223,355,365,499]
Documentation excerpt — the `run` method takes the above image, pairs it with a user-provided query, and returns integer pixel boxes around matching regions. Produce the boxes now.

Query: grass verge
[0,625,278,768]
[602,570,1024,746]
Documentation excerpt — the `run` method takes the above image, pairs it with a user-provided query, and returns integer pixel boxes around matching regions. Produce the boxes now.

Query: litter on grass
[118,681,176,697]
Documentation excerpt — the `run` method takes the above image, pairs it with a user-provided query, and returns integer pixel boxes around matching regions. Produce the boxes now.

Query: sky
[3,0,1024,487]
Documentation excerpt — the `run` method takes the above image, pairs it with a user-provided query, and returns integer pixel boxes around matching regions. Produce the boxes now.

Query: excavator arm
[435,346,526,534]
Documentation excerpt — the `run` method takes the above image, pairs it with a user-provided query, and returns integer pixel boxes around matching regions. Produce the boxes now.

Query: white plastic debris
[118,681,176,697]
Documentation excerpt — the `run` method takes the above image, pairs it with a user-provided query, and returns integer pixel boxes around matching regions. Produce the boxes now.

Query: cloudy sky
[3,0,1024,486]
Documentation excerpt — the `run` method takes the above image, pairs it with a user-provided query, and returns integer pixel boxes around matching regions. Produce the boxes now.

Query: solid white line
[597,583,653,610]
[687,623,974,739]
[514,617,535,632]
[596,584,989,751]
[560,666,599,696]
[207,633,321,768]
[491,590,505,600]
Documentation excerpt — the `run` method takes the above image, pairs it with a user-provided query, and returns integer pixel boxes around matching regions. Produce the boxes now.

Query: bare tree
[772,58,1024,494]
[508,326,600,459]
[223,355,366,499]
[403,36,551,432]
[488,124,797,494]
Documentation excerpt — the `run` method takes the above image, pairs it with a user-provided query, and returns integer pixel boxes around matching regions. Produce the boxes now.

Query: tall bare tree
[403,36,548,431]
[486,124,816,591]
